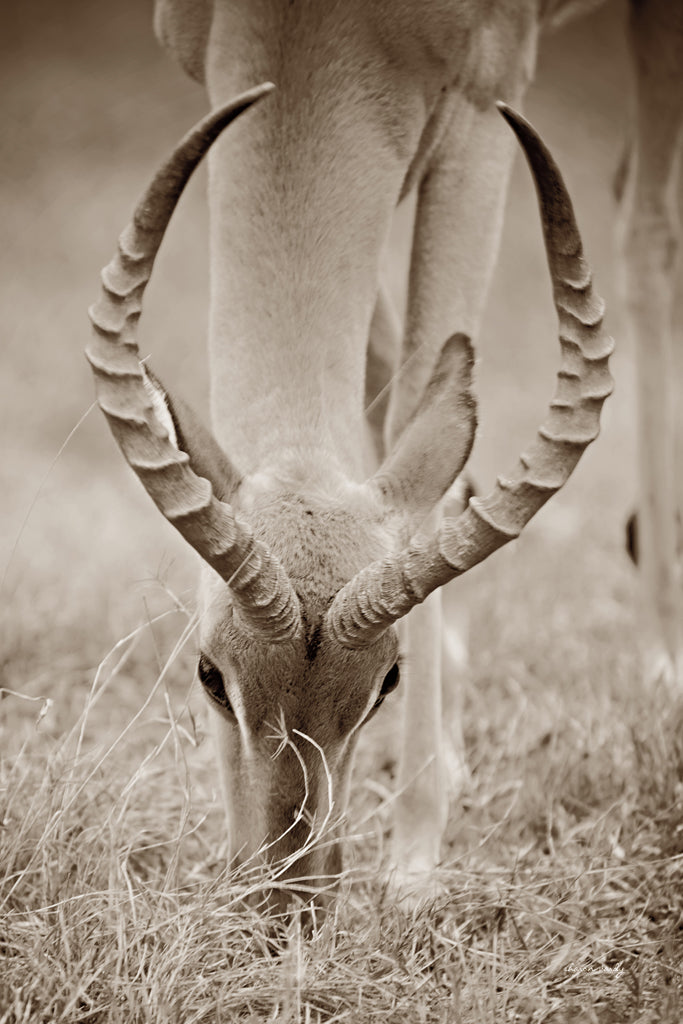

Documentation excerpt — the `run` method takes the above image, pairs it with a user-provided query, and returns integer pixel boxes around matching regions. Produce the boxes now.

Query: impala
[87,0,662,909]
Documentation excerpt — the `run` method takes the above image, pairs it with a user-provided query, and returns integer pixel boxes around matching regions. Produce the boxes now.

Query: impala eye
[373,662,400,710]
[198,655,232,714]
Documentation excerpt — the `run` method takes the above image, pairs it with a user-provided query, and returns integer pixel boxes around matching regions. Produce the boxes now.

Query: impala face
[196,491,400,897]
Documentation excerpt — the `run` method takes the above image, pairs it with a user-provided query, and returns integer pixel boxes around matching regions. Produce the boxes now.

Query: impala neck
[203,5,428,484]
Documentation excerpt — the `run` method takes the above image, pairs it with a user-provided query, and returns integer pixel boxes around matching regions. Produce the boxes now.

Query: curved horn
[86,85,302,643]
[328,103,614,649]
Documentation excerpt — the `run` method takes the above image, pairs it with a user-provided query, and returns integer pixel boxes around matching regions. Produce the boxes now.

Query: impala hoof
[385,861,447,908]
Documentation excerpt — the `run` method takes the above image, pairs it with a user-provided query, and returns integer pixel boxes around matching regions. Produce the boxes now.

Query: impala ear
[370,333,477,517]
[142,367,242,502]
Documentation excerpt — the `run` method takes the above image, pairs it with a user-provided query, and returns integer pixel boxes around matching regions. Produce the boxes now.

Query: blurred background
[0,0,639,732]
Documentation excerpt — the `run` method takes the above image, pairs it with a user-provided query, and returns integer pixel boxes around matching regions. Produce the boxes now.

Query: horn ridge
[86,85,301,643]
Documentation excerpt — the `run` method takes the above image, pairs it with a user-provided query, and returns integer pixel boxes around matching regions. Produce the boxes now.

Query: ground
[1,1,682,1021]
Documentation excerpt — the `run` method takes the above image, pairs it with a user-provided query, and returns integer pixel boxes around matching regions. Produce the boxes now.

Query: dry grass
[2,0,683,1020]
[2,543,682,1022]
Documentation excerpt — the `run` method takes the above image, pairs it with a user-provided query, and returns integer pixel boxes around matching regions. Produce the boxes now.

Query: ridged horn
[86,85,302,643]
[328,103,614,649]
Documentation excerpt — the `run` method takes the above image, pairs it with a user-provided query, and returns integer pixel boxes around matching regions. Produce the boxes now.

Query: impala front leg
[392,584,447,883]
[386,81,534,885]
[366,288,469,882]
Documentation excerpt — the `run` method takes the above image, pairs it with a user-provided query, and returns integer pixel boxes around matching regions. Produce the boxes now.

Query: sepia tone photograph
[1,0,682,1020]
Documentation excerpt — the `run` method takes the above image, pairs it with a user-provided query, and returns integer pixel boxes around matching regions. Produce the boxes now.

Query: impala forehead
[243,489,397,597]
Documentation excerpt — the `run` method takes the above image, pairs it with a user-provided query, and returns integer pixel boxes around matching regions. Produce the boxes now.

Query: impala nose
[247,840,343,926]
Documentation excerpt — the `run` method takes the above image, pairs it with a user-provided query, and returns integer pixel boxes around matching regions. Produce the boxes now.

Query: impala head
[87,85,612,909]
[195,489,402,898]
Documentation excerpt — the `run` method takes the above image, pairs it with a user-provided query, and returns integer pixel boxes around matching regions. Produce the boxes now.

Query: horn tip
[496,101,531,137]
[248,81,276,103]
